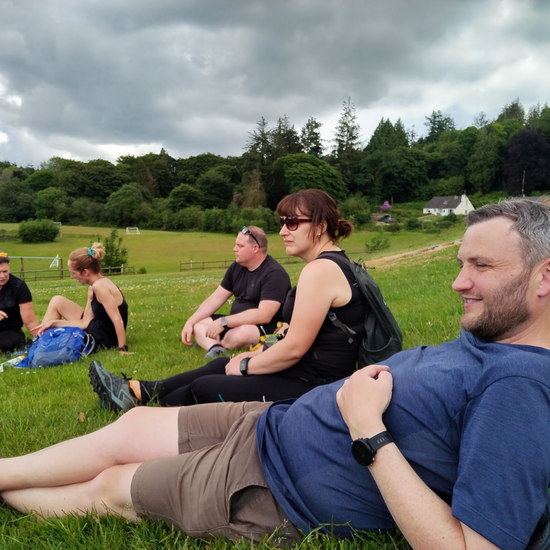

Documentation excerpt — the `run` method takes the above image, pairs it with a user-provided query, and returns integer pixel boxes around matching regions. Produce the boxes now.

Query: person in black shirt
[0,252,39,353]
[181,226,291,360]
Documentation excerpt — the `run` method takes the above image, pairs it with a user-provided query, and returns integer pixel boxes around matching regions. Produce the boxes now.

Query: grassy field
[0,222,465,275]
[0,232,464,550]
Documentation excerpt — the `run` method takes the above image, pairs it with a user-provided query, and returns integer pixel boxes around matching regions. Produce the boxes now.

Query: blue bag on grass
[16,327,95,369]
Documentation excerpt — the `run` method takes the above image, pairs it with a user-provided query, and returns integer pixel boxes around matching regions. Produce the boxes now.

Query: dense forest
[1,97,550,233]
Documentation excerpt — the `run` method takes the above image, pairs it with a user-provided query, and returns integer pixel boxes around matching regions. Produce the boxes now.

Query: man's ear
[536,259,550,297]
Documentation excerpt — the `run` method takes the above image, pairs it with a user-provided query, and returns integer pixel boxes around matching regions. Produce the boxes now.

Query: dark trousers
[140,358,318,406]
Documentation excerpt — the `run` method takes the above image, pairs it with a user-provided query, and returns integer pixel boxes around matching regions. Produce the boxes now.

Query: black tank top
[86,290,128,349]
[280,250,366,384]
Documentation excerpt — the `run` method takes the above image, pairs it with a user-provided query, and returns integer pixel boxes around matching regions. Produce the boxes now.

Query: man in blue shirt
[1,199,550,550]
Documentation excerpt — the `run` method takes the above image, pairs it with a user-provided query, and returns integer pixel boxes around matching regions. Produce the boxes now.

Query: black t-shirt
[220,255,291,323]
[280,250,366,384]
[0,275,32,333]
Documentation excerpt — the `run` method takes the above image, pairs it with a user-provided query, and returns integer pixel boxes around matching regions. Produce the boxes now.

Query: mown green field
[0,222,465,275]
[0,231,464,550]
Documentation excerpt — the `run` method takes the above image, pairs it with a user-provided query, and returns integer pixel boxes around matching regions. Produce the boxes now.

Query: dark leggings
[139,357,318,406]
[0,330,25,354]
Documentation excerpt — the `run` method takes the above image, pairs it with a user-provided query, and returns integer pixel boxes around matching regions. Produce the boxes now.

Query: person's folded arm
[181,285,233,344]
[226,260,346,376]
[337,367,499,550]
[223,299,282,327]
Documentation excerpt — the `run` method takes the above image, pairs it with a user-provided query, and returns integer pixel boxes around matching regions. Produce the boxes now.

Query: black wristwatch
[240,357,250,376]
[351,431,393,466]
[220,316,228,327]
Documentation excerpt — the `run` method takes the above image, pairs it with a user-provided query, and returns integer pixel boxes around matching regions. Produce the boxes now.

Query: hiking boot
[204,344,228,360]
[88,360,138,413]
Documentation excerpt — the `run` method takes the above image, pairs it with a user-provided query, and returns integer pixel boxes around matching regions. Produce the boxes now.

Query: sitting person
[39,243,129,354]
[0,251,39,353]
[89,189,366,412]
[2,198,550,549]
[181,226,291,359]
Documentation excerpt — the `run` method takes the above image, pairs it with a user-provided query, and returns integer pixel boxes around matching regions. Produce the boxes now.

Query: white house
[423,193,475,216]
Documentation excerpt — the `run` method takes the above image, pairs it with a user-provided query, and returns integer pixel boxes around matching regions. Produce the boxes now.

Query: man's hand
[337,365,392,440]
[181,321,195,345]
[0,310,7,322]
[205,318,224,341]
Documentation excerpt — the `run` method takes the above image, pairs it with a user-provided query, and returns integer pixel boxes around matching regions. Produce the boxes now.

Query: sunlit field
[0,230,464,550]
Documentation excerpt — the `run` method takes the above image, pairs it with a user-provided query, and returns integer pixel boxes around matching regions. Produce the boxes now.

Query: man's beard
[460,271,532,342]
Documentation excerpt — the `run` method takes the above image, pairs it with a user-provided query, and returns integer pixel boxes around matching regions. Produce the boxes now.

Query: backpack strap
[328,311,357,344]
[81,333,96,357]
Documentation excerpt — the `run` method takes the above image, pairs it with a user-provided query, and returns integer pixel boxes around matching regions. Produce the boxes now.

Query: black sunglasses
[279,215,313,231]
[241,226,260,247]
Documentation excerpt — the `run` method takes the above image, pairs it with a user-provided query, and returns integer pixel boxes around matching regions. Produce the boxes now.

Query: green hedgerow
[18,219,60,243]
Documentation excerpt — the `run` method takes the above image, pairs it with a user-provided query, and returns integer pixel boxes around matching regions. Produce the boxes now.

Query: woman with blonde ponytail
[39,243,129,354]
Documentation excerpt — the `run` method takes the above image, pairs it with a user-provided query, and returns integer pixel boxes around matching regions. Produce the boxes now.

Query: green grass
[0,233,465,550]
[0,222,465,275]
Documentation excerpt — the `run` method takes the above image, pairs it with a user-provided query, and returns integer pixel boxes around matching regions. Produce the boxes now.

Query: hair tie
[87,246,94,257]
[337,219,341,228]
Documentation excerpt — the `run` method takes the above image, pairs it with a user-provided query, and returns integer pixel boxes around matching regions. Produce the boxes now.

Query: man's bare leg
[2,463,141,520]
[0,407,180,493]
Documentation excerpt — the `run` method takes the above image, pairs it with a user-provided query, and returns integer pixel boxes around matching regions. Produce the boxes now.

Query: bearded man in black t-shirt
[0,252,40,353]
[181,227,291,359]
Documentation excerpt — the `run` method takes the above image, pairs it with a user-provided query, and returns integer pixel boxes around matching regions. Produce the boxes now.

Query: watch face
[220,317,228,327]
[351,439,375,466]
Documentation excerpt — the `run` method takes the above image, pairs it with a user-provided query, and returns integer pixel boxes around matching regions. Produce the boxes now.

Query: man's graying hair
[467,198,550,268]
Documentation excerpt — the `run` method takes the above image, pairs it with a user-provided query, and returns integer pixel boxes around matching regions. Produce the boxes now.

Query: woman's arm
[225,259,351,376]
[92,280,127,354]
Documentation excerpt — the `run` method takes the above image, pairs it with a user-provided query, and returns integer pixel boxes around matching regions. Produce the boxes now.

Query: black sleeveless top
[86,291,128,349]
[280,250,366,385]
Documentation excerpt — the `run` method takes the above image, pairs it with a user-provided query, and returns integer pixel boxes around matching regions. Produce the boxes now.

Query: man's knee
[221,325,261,349]
[88,466,135,517]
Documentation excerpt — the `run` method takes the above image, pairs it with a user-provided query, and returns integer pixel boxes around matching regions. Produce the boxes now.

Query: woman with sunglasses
[39,243,129,354]
[90,189,366,412]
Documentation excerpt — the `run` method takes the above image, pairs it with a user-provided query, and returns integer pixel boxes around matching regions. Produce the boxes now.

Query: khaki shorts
[131,401,301,544]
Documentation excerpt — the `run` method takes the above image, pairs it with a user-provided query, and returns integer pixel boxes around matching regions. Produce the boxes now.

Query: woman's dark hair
[68,243,105,274]
[277,189,353,243]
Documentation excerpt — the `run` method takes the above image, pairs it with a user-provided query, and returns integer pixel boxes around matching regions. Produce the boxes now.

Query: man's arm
[336,367,499,550]
[181,285,232,345]
[19,302,40,337]
[204,299,281,340]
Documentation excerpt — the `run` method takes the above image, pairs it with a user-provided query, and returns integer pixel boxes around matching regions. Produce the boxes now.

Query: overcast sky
[1,0,549,167]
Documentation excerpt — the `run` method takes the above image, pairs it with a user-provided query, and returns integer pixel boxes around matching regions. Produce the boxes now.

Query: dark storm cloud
[0,0,549,165]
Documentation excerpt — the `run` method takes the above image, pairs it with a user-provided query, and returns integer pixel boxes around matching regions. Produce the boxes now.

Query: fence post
[191,260,193,271]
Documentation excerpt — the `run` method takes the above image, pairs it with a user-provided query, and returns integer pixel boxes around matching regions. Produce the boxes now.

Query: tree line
[1,97,550,232]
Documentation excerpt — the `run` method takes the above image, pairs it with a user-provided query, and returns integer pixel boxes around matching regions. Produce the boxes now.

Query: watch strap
[369,431,393,453]
[240,357,250,376]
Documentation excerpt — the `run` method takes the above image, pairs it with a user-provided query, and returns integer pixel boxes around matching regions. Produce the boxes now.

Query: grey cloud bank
[1,0,549,166]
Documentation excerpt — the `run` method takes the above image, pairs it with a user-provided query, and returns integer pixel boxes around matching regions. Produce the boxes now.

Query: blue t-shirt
[256,331,550,550]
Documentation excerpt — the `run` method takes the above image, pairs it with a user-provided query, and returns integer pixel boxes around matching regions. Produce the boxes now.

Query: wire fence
[10,256,135,281]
